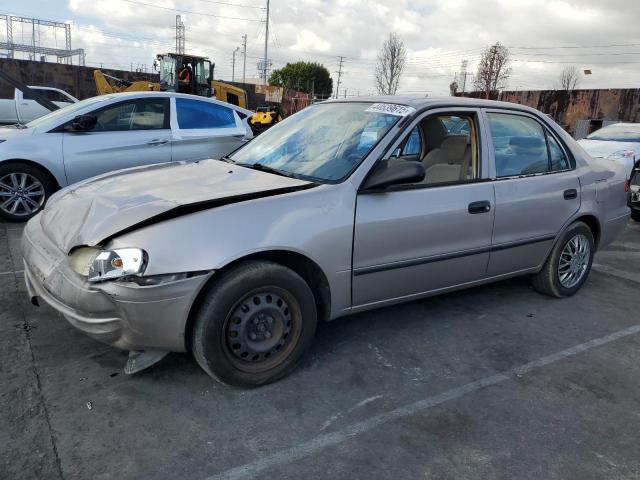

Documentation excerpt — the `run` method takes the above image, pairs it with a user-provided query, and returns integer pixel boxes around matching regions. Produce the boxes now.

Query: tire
[191,261,317,387]
[531,221,595,298]
[631,209,640,222]
[0,162,56,222]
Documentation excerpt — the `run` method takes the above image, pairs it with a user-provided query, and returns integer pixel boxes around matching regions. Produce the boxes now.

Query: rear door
[485,110,580,276]
[62,97,172,184]
[171,97,248,162]
[352,109,495,307]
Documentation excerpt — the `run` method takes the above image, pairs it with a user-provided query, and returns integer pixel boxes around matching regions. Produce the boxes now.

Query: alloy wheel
[0,172,46,217]
[558,233,591,289]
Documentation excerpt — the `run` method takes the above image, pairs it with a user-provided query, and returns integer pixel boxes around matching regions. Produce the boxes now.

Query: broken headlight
[69,247,147,282]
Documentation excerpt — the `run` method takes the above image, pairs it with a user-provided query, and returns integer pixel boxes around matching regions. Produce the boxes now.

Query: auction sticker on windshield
[365,103,416,116]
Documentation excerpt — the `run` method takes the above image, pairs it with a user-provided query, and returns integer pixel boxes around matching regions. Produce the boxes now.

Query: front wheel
[191,261,317,387]
[0,162,55,222]
[531,221,595,298]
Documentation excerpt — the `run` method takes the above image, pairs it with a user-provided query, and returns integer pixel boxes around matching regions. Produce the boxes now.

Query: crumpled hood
[40,159,312,252]
[577,139,640,158]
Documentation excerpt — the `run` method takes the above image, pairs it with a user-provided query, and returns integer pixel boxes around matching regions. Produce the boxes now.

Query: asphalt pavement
[2,218,640,479]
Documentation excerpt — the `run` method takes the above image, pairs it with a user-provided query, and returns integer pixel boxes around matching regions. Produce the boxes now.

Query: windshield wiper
[219,155,235,164]
[238,162,295,178]
[7,122,27,129]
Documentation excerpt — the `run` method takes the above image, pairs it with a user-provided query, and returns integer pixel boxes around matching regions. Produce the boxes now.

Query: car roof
[98,91,253,115]
[322,95,545,115]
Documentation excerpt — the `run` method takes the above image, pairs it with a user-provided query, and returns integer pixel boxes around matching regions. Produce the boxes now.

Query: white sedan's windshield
[587,124,640,142]
[26,95,111,128]
[230,103,402,182]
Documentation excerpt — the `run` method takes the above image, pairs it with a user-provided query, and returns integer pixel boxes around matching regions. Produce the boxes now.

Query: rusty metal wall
[0,58,159,100]
[498,89,640,134]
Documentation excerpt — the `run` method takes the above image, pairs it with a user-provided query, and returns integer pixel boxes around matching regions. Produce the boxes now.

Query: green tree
[268,61,332,97]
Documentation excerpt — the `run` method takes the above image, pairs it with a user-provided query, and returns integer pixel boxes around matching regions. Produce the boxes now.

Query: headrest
[441,135,469,163]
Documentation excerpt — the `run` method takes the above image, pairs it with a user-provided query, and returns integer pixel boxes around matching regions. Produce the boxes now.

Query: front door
[485,111,581,276]
[62,97,172,184]
[352,110,495,307]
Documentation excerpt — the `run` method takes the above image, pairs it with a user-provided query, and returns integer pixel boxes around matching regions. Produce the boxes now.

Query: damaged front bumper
[22,216,211,352]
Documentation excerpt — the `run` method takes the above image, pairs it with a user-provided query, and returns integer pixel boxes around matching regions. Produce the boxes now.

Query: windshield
[229,102,402,183]
[26,95,111,128]
[586,124,640,142]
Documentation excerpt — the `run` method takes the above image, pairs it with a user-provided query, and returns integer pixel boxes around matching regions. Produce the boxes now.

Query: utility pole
[459,59,469,95]
[263,0,270,83]
[232,47,240,81]
[335,56,345,99]
[241,34,247,84]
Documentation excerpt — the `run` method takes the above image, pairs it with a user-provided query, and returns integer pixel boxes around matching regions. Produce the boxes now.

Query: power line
[195,0,265,9]
[119,0,263,22]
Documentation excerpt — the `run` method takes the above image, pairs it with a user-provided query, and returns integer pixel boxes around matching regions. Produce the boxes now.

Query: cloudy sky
[2,0,640,96]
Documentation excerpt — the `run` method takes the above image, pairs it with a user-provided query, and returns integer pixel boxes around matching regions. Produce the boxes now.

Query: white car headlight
[607,150,634,160]
[69,247,147,282]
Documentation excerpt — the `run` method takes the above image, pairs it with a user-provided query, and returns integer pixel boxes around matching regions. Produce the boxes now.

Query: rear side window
[176,98,236,129]
[488,113,569,177]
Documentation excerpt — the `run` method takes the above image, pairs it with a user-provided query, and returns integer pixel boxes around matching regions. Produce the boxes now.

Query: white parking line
[0,269,24,276]
[593,263,640,284]
[206,324,640,480]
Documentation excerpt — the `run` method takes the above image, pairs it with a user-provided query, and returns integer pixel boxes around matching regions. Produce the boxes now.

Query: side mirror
[363,160,425,190]
[71,114,97,131]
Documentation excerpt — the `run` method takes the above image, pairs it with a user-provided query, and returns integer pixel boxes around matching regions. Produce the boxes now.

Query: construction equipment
[94,70,160,95]
[250,105,281,133]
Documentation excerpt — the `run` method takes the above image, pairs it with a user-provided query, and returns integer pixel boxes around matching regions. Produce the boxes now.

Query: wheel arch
[0,158,62,190]
[185,249,332,351]
[573,214,601,249]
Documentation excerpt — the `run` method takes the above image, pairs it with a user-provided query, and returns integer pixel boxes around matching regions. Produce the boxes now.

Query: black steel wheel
[191,261,317,387]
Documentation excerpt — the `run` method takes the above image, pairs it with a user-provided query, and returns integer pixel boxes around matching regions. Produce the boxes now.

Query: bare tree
[557,66,581,90]
[473,42,512,99]
[449,80,459,96]
[375,33,407,95]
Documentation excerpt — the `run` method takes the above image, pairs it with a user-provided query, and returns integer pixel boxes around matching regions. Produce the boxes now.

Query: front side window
[92,99,167,132]
[390,114,479,185]
[488,113,569,177]
[229,103,401,183]
[176,98,236,129]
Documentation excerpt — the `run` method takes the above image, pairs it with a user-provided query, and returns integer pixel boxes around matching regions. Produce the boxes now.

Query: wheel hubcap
[225,292,293,363]
[558,233,590,288]
[0,172,45,217]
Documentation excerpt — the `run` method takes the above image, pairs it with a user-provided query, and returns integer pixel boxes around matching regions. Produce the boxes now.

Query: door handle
[468,200,491,214]
[563,188,578,200]
[147,139,169,146]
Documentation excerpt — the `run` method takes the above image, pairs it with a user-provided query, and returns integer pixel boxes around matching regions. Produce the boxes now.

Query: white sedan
[578,123,640,178]
[0,91,253,221]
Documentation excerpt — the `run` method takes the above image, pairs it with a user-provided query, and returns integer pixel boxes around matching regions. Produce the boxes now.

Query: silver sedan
[22,97,630,387]
[0,91,252,221]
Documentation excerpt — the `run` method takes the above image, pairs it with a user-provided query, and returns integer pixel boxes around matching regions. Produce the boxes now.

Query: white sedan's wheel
[0,163,55,222]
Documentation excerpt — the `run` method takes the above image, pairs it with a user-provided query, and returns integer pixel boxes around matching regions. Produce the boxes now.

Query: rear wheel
[191,261,317,387]
[631,209,640,222]
[0,162,56,222]
[531,221,594,298]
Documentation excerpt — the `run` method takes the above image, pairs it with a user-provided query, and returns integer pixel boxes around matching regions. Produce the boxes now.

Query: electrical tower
[175,15,185,55]
[241,34,247,84]
[0,15,85,65]
[262,0,270,83]
[335,56,345,99]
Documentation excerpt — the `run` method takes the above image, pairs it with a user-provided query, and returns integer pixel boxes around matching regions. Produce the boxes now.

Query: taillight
[624,179,630,193]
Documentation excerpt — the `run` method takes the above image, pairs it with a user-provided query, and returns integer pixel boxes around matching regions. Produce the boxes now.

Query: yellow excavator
[94,53,248,108]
